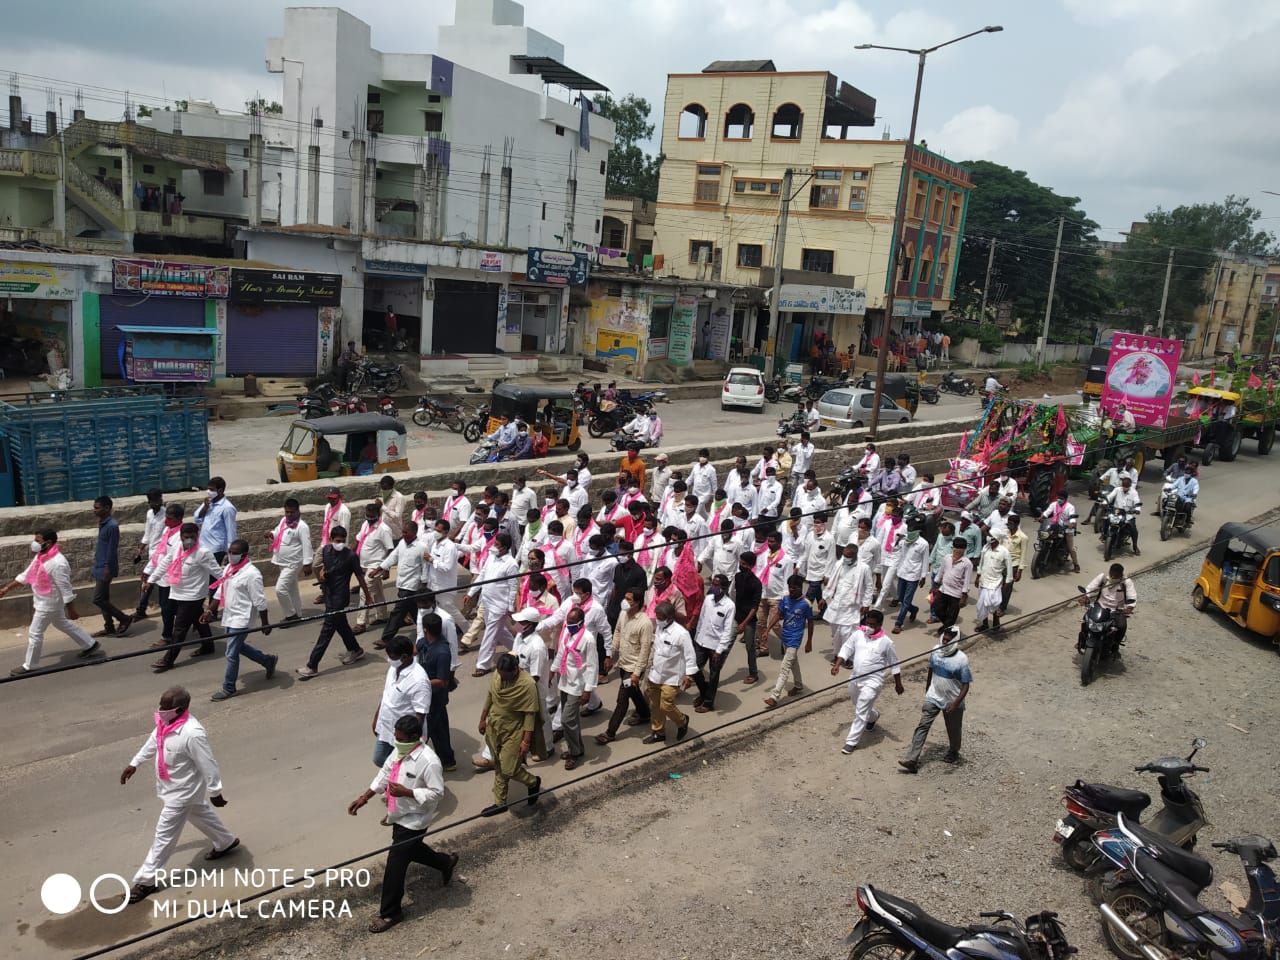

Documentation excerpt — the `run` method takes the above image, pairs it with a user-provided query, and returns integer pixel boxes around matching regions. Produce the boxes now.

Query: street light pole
[857,26,1003,437]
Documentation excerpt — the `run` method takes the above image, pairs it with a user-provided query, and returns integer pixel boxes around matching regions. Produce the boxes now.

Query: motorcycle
[804,372,848,400]
[412,396,466,431]
[979,380,1009,407]
[461,403,491,443]
[1031,517,1073,579]
[1053,738,1210,873]
[1097,815,1278,960]
[763,375,783,403]
[940,371,976,396]
[1157,483,1194,542]
[609,429,654,453]
[846,884,1076,960]
[587,401,634,439]
[349,357,405,395]
[1103,507,1140,561]
[614,388,666,412]
[376,395,399,419]
[468,437,498,465]
[909,380,940,405]
[296,382,340,420]
[1088,479,1115,533]
[1077,583,1127,685]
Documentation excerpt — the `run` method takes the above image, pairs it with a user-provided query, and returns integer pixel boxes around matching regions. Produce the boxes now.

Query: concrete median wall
[0,419,971,629]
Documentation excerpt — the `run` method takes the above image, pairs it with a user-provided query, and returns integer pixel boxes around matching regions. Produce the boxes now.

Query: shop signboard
[892,299,934,318]
[478,251,504,273]
[112,258,230,298]
[526,248,589,286]
[1100,333,1183,428]
[668,295,697,366]
[230,269,341,306]
[364,259,428,278]
[0,261,76,299]
[778,283,866,316]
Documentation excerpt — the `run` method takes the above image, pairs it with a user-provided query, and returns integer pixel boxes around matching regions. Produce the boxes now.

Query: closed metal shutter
[226,304,317,376]
[433,279,498,353]
[98,297,206,380]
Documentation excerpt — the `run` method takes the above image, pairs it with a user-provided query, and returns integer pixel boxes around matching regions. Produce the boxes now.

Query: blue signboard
[526,248,589,286]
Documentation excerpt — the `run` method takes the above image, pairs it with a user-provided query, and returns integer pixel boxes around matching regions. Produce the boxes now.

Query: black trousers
[605,665,650,737]
[93,579,130,631]
[306,610,360,670]
[692,642,727,707]
[381,588,419,644]
[379,824,452,919]
[935,593,962,629]
[158,598,213,666]
[426,700,455,767]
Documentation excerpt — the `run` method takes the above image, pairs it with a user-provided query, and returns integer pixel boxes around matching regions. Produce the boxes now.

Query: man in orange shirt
[619,445,646,491]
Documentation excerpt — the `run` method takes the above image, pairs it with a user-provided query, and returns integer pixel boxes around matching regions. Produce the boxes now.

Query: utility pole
[979,238,996,322]
[764,168,793,381]
[1156,246,1174,335]
[1037,216,1064,369]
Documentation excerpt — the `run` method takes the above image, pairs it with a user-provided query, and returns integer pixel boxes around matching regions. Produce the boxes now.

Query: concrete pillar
[364,157,377,237]
[44,111,57,136]
[350,138,366,234]
[247,133,263,227]
[477,168,490,244]
[72,108,85,123]
[306,144,320,224]
[7,96,20,130]
[53,148,66,241]
[120,148,136,252]
[419,287,434,355]
[413,166,427,240]
[499,165,512,246]
[423,160,439,241]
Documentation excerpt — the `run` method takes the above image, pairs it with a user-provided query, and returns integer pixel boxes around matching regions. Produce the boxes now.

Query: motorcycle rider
[1103,475,1143,555]
[487,414,518,450]
[1039,489,1081,573]
[853,443,880,479]
[1164,454,1191,481]
[1100,456,1140,489]
[982,371,1002,396]
[500,421,533,461]
[1079,562,1136,648]
[619,409,651,447]
[1171,462,1199,523]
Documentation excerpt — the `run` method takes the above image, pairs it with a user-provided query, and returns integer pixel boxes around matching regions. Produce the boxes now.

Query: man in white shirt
[688,449,717,509]
[691,575,736,713]
[370,636,429,767]
[510,475,538,528]
[507,608,556,757]
[266,498,312,623]
[676,495,710,540]
[1100,458,1140,490]
[898,453,917,490]
[441,480,474,539]
[464,532,519,675]
[121,686,239,904]
[319,486,352,549]
[377,476,409,542]
[426,519,465,624]
[758,466,784,522]
[789,432,816,478]
[347,714,456,933]
[698,519,742,581]
[798,513,836,610]
[821,542,875,659]
[354,503,395,631]
[206,538,274,701]
[645,601,697,743]
[853,517,884,582]
[890,523,932,633]
[373,521,430,649]
[553,605,598,769]
[804,400,821,431]
[1,527,101,675]
[854,443,881,478]
[830,609,904,753]
[995,472,1019,503]
[415,592,460,675]
[724,455,749,504]
[150,522,221,672]
[131,489,167,619]
[750,445,779,482]
[974,535,1014,632]
[1104,475,1143,555]
[649,453,672,502]
[791,472,827,532]
[1041,489,1081,573]
[582,535,616,607]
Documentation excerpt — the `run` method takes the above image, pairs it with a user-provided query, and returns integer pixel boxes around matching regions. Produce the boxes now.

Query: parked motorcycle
[1157,483,1194,542]
[1077,583,1127,685]
[349,357,405,395]
[804,372,848,400]
[412,396,466,431]
[614,388,666,413]
[1031,517,1074,579]
[376,395,399,419]
[296,382,339,420]
[1102,507,1140,561]
[910,380,940,405]
[461,403,491,443]
[846,885,1075,960]
[940,371,976,396]
[1097,815,1277,960]
[763,375,783,403]
[1054,738,1210,873]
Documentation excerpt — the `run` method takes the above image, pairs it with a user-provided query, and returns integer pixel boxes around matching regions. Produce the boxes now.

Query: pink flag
[1055,404,1068,435]
[1191,371,1200,386]
[1209,368,1216,385]
[1248,373,1262,389]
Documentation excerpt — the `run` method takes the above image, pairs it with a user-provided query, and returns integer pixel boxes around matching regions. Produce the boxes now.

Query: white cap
[511,608,544,624]
[960,510,973,521]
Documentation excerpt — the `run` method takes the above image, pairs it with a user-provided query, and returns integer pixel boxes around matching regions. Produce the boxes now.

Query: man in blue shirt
[194,477,237,563]
[900,625,972,772]
[763,575,813,708]
[91,495,133,637]
[416,613,457,771]
[1172,463,1199,523]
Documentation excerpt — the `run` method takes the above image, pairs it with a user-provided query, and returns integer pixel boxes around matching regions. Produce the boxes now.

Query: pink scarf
[210,557,252,599]
[573,523,595,558]
[758,546,783,592]
[385,743,420,813]
[1049,501,1069,524]
[356,520,380,558]
[166,544,198,586]
[321,500,342,546]
[475,533,496,570]
[443,494,464,522]
[23,544,60,595]
[412,506,429,527]
[153,709,190,781]
[269,518,297,552]
[557,623,587,671]
[150,524,180,568]
[634,530,659,568]
[708,502,728,531]
[645,582,676,618]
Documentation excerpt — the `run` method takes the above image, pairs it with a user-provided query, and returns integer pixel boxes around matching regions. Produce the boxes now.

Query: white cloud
[930,105,1019,160]
[1121,46,1177,84]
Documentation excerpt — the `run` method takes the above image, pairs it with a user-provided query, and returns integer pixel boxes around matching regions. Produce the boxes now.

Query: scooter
[940,371,976,395]
[846,885,1076,960]
[296,382,340,419]
[1096,816,1279,960]
[1077,583,1127,685]
[1054,737,1209,873]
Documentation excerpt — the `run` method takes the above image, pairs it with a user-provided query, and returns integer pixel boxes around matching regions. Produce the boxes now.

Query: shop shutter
[226,304,317,377]
[433,280,498,353]
[98,297,207,380]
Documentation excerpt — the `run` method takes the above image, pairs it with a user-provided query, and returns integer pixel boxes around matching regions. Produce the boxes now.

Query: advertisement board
[594,329,641,362]
[230,269,341,306]
[1100,333,1183,428]
[526,248,589,286]
[112,258,230,298]
[0,261,76,299]
[668,295,697,366]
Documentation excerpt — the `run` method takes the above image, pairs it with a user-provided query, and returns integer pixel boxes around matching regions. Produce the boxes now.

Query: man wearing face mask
[596,589,653,744]
[373,521,429,650]
[619,446,647,493]
[758,466,784,523]
[830,609,904,754]
[464,532,518,676]
[900,626,971,772]
[553,606,598,770]
[121,686,239,904]
[354,504,395,633]
[370,636,429,768]
[319,487,351,549]
[204,538,274,701]
[691,574,736,713]
[415,592,460,680]
[296,525,374,681]
[689,449,717,510]
[149,523,222,673]
[890,519,932,634]
[645,601,697,743]
[974,533,1013,633]
[416,615,457,771]
[3,528,101,675]
[504,608,555,757]
[193,477,237,564]
[426,519,464,624]
[348,714,456,933]
[821,543,875,662]
[606,541,647,626]
[479,653,544,816]
[440,480,473,540]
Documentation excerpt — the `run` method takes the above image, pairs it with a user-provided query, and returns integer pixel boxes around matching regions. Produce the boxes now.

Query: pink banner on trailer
[1100,334,1183,428]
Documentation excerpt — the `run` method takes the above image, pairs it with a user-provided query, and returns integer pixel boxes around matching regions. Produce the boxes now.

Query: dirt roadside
[110,548,1279,960]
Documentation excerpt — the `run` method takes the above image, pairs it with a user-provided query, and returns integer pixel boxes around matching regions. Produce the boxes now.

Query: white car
[815,388,913,429]
[722,367,766,411]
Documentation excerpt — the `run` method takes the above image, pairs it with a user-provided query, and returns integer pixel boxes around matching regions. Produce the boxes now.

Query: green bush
[974,322,1005,354]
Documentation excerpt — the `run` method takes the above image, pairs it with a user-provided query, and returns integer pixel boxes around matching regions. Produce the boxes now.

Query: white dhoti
[975,585,1003,622]
[133,800,236,885]
[844,678,884,748]
[828,621,857,659]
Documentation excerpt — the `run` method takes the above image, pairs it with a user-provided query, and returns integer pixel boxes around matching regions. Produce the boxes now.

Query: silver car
[816,388,913,429]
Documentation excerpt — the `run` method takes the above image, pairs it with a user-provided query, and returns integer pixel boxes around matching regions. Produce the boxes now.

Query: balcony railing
[61,119,229,169]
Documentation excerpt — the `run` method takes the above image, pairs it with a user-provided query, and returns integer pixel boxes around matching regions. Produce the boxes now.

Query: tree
[135,104,152,119]
[594,93,660,201]
[1113,196,1276,341]
[954,161,1114,343]
[245,97,284,116]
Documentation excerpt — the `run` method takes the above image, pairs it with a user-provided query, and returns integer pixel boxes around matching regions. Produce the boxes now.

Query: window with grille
[801,249,834,273]
[848,186,867,211]
[737,243,763,268]
[810,185,840,209]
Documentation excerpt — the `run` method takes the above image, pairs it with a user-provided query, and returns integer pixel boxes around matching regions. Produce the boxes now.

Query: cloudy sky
[4,0,1279,241]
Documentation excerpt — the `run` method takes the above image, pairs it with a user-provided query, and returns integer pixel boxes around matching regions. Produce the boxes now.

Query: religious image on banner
[1100,334,1183,428]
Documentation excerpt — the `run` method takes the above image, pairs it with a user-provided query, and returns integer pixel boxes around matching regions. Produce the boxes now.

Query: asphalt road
[208,389,1081,489]
[3,426,1276,960]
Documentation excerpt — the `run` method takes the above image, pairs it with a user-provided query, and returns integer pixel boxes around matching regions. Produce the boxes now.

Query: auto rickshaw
[276,414,409,483]
[485,383,582,452]
[1191,522,1280,642]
